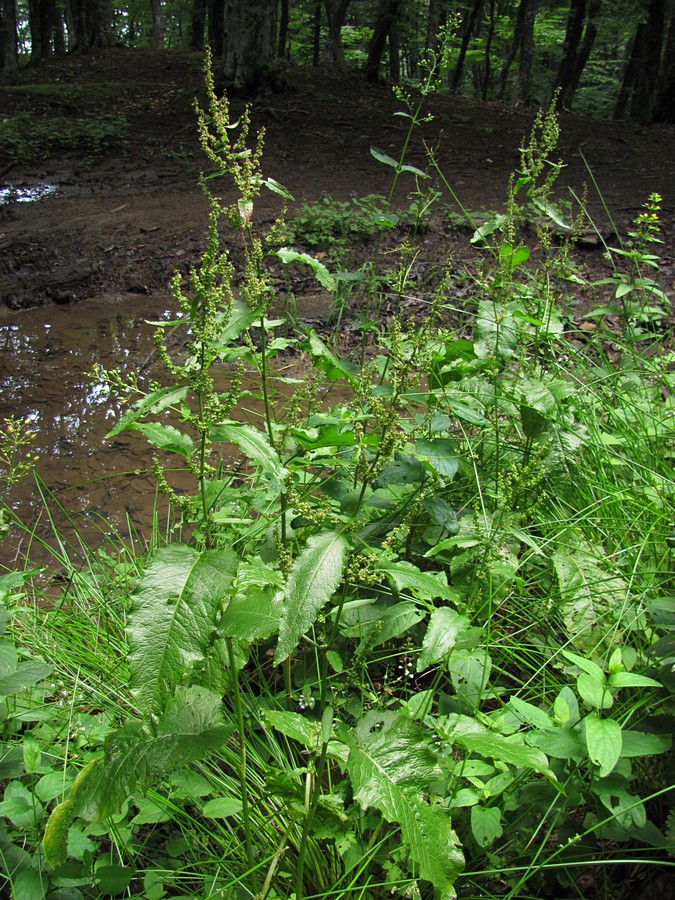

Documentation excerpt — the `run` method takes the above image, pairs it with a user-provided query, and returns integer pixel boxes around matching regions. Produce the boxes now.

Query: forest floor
[0,47,674,324]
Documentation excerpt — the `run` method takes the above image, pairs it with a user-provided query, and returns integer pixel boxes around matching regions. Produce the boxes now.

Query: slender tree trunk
[425,0,444,56]
[653,5,675,121]
[0,0,19,70]
[614,21,643,119]
[312,0,321,65]
[497,0,533,99]
[388,19,399,80]
[514,0,536,105]
[150,0,164,48]
[277,0,289,58]
[222,0,278,96]
[481,0,496,99]
[191,0,206,49]
[324,0,352,68]
[629,0,667,122]
[364,0,401,82]
[555,0,602,108]
[451,0,483,91]
[208,0,223,56]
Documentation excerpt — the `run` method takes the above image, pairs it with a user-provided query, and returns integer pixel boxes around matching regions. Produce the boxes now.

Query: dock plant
[0,50,672,900]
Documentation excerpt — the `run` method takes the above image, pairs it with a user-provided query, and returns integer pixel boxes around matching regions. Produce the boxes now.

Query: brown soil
[0,47,673,318]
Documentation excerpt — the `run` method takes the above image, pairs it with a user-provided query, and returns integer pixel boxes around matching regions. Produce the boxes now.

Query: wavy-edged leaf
[456,732,555,779]
[209,421,287,487]
[275,247,336,291]
[129,545,237,714]
[43,686,229,867]
[377,560,459,602]
[414,439,458,480]
[370,146,428,178]
[346,711,463,898]
[128,422,194,459]
[275,531,349,663]
[298,330,358,382]
[106,386,189,438]
[417,607,471,671]
[554,545,628,653]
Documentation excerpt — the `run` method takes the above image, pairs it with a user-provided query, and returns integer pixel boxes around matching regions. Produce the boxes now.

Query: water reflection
[0,295,181,565]
[0,183,60,204]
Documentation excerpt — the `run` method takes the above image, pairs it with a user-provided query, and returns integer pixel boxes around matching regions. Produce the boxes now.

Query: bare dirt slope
[1,47,673,314]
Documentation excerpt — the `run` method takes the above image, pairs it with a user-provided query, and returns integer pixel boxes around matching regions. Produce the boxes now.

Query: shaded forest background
[0,0,674,123]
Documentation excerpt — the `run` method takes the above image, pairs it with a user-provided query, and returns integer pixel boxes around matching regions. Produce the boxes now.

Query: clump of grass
[0,111,127,164]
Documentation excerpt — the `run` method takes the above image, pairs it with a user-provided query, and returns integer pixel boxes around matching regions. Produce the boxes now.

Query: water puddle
[0,295,193,566]
[0,182,60,204]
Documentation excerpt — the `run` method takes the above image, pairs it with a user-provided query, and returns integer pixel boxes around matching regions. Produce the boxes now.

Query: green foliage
[284,192,396,255]
[0,59,672,900]
[0,111,127,165]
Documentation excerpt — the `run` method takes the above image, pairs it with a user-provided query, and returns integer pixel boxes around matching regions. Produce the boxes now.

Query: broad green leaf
[554,548,628,653]
[414,439,459,480]
[12,870,47,900]
[202,797,244,818]
[130,796,172,825]
[417,608,471,671]
[346,712,464,898]
[470,805,502,847]
[577,672,612,710]
[456,732,554,778]
[531,196,571,230]
[0,780,44,827]
[561,650,605,679]
[0,640,18,677]
[216,298,262,344]
[276,247,336,291]
[584,714,622,777]
[448,649,492,710]
[262,709,321,747]
[621,730,671,758]
[0,658,52,695]
[275,531,349,664]
[591,773,647,830]
[373,453,426,488]
[370,146,428,178]
[129,422,194,459]
[221,586,282,643]
[608,671,662,689]
[106,385,189,438]
[527,726,585,759]
[43,686,230,866]
[298,330,358,382]
[96,865,135,894]
[209,421,287,487]
[508,696,553,730]
[129,545,237,714]
[378,560,458,603]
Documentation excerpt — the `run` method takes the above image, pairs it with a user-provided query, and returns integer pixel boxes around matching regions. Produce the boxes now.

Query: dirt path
[1,47,673,314]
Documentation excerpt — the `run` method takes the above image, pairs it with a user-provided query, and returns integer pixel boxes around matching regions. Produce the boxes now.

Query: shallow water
[0,294,187,566]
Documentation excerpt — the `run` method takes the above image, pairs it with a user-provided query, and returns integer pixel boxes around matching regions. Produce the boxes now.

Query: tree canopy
[1,0,673,121]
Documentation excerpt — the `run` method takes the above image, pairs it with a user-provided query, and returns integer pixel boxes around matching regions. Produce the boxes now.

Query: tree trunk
[221,0,278,96]
[514,0,536,105]
[653,5,675,121]
[388,20,399,80]
[364,0,402,83]
[451,0,483,91]
[150,0,164,49]
[629,0,667,122]
[425,0,445,57]
[277,0,289,58]
[555,0,602,109]
[0,0,18,70]
[324,0,352,68]
[68,0,112,51]
[208,0,223,57]
[312,0,321,65]
[614,21,643,119]
[190,0,206,49]
[497,0,534,99]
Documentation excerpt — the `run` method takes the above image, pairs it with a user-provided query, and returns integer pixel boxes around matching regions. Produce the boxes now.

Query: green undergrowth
[0,110,128,165]
[0,49,673,900]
